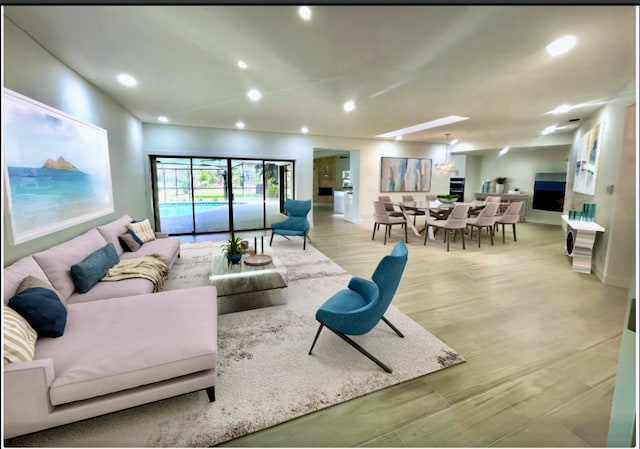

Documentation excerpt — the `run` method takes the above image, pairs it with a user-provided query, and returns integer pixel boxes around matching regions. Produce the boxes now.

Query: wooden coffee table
[209,244,288,314]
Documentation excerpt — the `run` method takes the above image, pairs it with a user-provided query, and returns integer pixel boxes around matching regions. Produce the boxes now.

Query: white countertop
[562,215,605,232]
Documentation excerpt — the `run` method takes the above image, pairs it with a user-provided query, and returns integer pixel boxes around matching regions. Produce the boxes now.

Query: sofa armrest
[4,359,56,439]
[155,232,169,239]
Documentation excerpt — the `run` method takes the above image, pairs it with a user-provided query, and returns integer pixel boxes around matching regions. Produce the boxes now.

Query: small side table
[561,215,605,274]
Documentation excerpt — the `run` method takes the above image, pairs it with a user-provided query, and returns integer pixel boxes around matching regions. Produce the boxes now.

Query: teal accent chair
[270,199,312,250]
[308,241,409,372]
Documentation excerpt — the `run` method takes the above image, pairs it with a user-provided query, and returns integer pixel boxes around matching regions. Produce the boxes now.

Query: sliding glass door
[151,156,294,236]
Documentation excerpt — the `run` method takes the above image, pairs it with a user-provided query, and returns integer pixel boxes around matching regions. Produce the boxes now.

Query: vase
[227,254,242,265]
[496,183,505,194]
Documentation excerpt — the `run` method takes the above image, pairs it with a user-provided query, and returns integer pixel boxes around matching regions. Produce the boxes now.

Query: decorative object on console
[222,237,245,264]
[381,157,432,192]
[435,133,458,175]
[3,88,114,245]
[495,177,507,194]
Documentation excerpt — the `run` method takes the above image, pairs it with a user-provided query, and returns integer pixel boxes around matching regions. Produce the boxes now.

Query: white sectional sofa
[3,215,218,439]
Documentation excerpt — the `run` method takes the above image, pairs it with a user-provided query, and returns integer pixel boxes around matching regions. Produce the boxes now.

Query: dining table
[384,200,486,241]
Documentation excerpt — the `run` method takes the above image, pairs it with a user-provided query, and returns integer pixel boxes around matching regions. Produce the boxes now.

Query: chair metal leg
[269,231,275,246]
[319,322,393,373]
[383,224,388,245]
[303,233,307,250]
[308,323,324,355]
[381,316,405,338]
[512,223,517,241]
[372,222,378,240]
[502,223,506,244]
[461,227,466,249]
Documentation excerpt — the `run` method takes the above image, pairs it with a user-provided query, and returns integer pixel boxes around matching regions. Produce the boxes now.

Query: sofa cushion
[3,304,38,363]
[35,287,218,406]
[70,243,120,294]
[66,277,155,304]
[3,256,50,303]
[96,215,133,256]
[120,237,181,268]
[32,228,108,299]
[118,229,143,252]
[8,287,67,338]
[126,219,156,243]
[17,275,67,310]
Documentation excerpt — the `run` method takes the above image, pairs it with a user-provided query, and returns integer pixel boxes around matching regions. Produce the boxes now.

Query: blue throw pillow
[71,243,120,293]
[8,287,67,338]
[118,229,143,252]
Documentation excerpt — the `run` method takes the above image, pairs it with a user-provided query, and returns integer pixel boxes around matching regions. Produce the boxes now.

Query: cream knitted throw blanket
[102,254,169,292]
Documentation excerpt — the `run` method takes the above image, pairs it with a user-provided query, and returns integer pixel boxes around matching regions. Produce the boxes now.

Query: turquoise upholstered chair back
[370,241,408,317]
[271,199,311,235]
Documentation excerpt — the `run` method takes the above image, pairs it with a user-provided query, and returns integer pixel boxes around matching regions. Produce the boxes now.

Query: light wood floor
[220,204,630,447]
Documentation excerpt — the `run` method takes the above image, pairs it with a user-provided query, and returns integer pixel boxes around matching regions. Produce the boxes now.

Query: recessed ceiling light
[395,136,402,141]
[158,116,169,123]
[236,121,245,129]
[237,60,248,70]
[301,126,309,134]
[546,35,577,56]
[499,146,510,156]
[376,115,469,138]
[552,104,573,114]
[247,89,262,101]
[542,125,557,135]
[299,6,311,20]
[117,73,137,87]
[343,100,356,112]
[451,139,459,145]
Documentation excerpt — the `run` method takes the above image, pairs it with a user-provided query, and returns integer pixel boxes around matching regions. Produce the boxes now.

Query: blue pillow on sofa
[70,243,120,293]
[118,229,144,252]
[8,287,68,338]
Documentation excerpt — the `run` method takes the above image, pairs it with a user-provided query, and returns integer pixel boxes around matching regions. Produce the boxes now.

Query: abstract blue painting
[3,88,114,244]
[380,157,432,192]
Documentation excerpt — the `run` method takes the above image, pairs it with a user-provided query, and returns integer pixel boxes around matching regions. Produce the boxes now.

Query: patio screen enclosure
[151,156,294,236]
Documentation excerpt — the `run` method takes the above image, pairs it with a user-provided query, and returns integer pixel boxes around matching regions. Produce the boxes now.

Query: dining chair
[372,201,407,245]
[465,202,500,247]
[378,195,405,220]
[494,201,523,243]
[426,194,449,220]
[402,195,426,225]
[425,203,470,251]
[308,241,408,373]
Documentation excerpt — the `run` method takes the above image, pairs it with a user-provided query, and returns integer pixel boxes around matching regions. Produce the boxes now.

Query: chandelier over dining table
[435,133,458,175]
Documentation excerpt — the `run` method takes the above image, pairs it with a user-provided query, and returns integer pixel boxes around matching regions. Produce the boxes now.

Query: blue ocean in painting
[7,166,107,233]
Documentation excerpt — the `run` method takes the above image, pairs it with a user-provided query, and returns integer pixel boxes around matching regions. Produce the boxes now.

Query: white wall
[143,123,450,225]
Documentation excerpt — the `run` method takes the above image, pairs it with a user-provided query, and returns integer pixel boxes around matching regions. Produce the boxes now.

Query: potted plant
[495,177,507,194]
[436,194,460,203]
[222,237,245,264]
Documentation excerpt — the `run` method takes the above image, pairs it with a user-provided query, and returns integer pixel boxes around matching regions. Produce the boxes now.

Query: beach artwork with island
[3,89,114,244]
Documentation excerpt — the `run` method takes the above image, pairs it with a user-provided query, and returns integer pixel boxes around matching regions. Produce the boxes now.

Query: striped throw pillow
[126,219,156,243]
[3,304,38,364]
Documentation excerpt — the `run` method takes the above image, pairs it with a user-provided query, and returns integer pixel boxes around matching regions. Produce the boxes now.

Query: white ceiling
[3,5,637,153]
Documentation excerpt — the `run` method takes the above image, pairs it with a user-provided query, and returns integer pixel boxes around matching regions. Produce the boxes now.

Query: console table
[474,193,528,220]
[561,215,605,274]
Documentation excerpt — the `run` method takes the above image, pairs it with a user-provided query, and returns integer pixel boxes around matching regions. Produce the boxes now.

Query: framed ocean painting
[3,88,114,245]
[380,157,432,192]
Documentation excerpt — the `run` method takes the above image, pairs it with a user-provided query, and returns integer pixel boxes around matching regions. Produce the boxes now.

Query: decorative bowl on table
[437,197,459,204]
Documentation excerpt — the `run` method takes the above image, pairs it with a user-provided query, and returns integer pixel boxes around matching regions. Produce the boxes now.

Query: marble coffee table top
[209,245,288,297]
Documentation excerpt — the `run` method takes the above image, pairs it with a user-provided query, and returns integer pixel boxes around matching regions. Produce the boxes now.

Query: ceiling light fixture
[343,100,356,112]
[301,126,309,134]
[376,115,469,138]
[552,104,572,114]
[498,146,510,157]
[117,73,137,87]
[158,116,169,123]
[299,6,311,20]
[435,133,458,175]
[546,35,577,56]
[237,60,248,69]
[542,124,557,135]
[236,121,245,129]
[247,89,262,101]
[395,136,402,141]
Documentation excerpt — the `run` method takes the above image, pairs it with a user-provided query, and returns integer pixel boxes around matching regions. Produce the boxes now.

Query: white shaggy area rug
[6,239,464,447]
